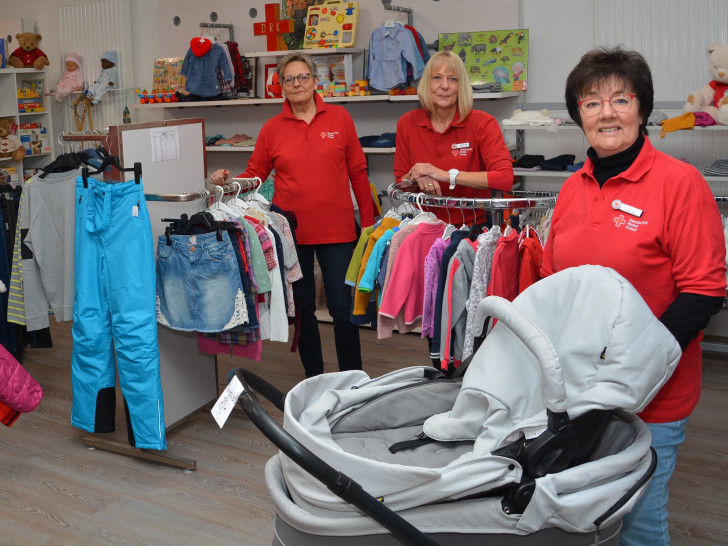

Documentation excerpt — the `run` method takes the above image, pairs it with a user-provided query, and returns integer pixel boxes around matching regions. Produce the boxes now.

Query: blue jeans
[620,418,688,546]
[295,242,361,377]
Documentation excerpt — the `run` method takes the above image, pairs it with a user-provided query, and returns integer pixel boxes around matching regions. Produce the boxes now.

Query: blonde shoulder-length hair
[417,51,473,120]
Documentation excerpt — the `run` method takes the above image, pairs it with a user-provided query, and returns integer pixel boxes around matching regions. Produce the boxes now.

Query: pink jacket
[0,344,43,414]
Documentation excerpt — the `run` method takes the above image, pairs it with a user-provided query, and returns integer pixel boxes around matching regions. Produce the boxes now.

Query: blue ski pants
[71,176,166,450]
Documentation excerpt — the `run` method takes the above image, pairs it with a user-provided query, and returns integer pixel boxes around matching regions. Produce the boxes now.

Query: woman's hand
[408,163,445,196]
[210,168,231,186]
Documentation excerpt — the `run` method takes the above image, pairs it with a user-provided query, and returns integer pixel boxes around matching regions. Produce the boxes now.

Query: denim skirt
[156,230,249,332]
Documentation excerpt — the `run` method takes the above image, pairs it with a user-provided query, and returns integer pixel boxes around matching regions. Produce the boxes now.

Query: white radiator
[57,0,133,133]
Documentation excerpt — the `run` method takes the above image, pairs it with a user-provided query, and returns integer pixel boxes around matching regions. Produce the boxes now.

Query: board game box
[438,29,528,92]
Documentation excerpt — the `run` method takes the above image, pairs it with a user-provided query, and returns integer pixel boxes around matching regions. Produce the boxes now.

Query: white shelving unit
[0,67,54,184]
[137,92,521,157]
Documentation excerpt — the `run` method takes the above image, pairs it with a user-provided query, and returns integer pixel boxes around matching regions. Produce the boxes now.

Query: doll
[55,53,84,102]
[87,51,119,104]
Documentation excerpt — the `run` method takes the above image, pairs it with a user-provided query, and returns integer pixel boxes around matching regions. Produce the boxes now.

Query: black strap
[388,433,436,454]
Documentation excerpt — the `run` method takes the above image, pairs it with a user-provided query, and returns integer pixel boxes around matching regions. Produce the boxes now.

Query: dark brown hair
[565,46,653,135]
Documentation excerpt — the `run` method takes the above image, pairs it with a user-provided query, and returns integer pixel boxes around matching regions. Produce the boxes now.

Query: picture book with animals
[438,29,528,92]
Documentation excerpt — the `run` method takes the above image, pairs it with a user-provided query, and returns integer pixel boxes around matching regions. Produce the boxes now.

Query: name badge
[451,142,470,150]
[612,199,643,218]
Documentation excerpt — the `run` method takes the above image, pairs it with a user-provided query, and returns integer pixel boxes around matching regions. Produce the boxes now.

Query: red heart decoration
[190,37,212,57]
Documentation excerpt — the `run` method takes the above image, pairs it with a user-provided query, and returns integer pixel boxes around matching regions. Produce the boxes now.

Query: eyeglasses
[282,73,311,86]
[578,93,636,116]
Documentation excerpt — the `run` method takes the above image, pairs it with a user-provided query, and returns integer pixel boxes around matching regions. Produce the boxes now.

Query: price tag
[211,375,245,428]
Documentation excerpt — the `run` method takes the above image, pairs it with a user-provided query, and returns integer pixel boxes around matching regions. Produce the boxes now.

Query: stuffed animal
[7,32,50,70]
[0,119,26,162]
[55,53,84,102]
[683,43,728,125]
[86,51,119,104]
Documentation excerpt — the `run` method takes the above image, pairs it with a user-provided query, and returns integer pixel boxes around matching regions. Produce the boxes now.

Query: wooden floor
[2,319,727,545]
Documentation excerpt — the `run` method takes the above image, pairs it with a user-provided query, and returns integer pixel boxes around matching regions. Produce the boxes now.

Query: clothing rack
[59,130,110,153]
[387,183,558,210]
[383,4,413,26]
[199,22,235,42]
[144,178,259,202]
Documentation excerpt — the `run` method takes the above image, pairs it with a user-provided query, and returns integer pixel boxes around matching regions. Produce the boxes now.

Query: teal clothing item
[241,218,271,294]
[72,176,166,450]
[259,171,275,203]
[358,227,399,293]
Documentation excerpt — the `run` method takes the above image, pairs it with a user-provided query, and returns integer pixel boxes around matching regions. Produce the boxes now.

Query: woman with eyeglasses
[211,52,375,378]
[393,51,515,226]
[541,46,726,546]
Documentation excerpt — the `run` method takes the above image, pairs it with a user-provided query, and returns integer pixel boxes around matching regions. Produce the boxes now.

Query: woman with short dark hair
[543,46,727,545]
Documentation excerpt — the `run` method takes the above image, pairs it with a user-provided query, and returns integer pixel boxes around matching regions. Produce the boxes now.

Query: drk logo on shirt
[320,131,339,139]
[613,214,648,232]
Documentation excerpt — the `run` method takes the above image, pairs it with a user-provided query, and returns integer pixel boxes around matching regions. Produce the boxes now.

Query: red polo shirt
[541,137,727,422]
[242,94,374,245]
[394,108,514,224]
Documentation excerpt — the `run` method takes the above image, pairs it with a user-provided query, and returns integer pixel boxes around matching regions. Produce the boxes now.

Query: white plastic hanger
[205,186,236,221]
[247,177,270,209]
[409,193,438,225]
[225,181,251,215]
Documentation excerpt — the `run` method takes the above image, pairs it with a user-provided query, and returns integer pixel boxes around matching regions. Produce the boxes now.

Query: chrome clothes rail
[144,178,259,202]
[387,184,557,210]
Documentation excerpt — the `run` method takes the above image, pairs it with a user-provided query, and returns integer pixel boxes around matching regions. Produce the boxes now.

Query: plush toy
[7,32,50,70]
[86,50,119,104]
[0,119,26,162]
[683,43,728,125]
[55,53,84,102]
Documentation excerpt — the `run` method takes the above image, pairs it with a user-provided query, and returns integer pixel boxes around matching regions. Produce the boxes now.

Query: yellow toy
[303,2,359,49]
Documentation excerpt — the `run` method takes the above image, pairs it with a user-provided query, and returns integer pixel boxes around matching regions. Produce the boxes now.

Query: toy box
[303,1,359,49]
[438,29,529,92]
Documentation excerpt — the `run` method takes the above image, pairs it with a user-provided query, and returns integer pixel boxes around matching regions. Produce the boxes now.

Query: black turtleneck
[587,132,644,187]
[585,132,723,350]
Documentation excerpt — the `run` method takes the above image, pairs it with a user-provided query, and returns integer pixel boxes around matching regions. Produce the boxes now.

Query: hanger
[205,185,237,221]
[224,181,251,215]
[81,148,141,188]
[39,152,86,178]
[165,211,223,245]
[409,193,438,225]
[246,177,269,208]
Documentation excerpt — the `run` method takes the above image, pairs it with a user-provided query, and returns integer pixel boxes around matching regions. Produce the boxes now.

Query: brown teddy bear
[0,119,27,162]
[8,32,50,70]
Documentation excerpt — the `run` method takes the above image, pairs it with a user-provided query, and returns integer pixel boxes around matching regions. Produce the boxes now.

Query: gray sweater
[20,169,79,330]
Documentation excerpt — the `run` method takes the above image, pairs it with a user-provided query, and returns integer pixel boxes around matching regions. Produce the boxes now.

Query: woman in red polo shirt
[211,52,375,378]
[542,46,726,545]
[394,50,514,225]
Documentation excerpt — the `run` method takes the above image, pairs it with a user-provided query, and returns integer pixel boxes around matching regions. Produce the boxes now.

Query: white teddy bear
[683,43,728,125]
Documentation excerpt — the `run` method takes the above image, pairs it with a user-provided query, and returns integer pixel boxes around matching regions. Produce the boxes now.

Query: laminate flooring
[2,319,726,545]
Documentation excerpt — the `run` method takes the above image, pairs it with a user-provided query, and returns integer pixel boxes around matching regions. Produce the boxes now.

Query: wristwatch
[448,169,459,190]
